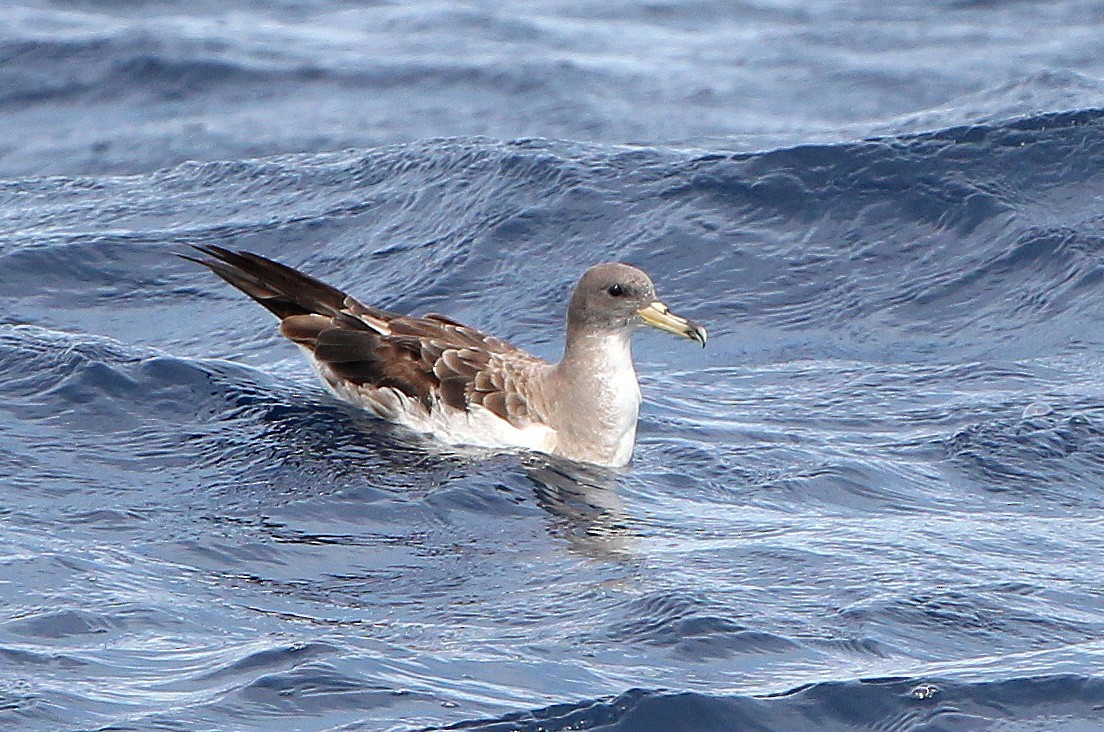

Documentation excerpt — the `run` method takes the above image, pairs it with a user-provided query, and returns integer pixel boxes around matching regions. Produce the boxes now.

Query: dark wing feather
[185,247,547,423]
[180,245,355,319]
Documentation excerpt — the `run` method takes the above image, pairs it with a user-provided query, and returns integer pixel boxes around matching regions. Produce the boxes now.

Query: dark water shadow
[520,453,638,557]
[417,674,1104,732]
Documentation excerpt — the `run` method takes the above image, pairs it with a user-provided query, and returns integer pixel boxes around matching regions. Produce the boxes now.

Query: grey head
[567,263,707,346]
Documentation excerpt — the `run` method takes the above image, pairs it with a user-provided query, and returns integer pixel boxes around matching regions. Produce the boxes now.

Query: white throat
[590,332,638,398]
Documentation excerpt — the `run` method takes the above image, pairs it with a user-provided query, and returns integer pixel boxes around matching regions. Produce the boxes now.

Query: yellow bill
[637,301,707,347]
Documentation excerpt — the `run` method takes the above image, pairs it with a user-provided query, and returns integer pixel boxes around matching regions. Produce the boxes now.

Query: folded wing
[184,246,547,426]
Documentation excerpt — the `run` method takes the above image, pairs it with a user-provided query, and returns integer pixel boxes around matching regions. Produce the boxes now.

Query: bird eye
[607,284,626,297]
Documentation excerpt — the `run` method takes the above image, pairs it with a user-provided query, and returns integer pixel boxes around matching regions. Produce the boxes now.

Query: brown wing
[183,246,547,423]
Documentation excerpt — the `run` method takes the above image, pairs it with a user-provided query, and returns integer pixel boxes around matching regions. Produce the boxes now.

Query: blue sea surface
[4,1,1104,730]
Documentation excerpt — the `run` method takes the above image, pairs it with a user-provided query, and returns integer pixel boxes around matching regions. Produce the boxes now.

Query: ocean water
[4,1,1104,730]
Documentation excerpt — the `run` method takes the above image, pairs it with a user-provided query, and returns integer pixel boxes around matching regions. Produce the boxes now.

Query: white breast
[587,334,641,466]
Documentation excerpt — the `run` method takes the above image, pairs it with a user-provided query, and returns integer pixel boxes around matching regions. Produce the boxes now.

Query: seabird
[184,247,706,467]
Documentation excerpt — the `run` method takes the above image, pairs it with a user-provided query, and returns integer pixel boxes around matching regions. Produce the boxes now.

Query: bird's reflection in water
[210,371,641,556]
[520,453,640,557]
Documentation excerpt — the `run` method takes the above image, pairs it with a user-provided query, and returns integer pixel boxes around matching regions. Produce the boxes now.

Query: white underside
[311,357,558,456]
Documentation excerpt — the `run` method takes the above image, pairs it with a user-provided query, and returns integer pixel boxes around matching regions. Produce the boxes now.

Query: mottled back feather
[185,246,547,424]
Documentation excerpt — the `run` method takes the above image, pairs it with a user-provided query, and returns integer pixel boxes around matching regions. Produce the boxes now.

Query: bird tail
[179,245,351,320]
